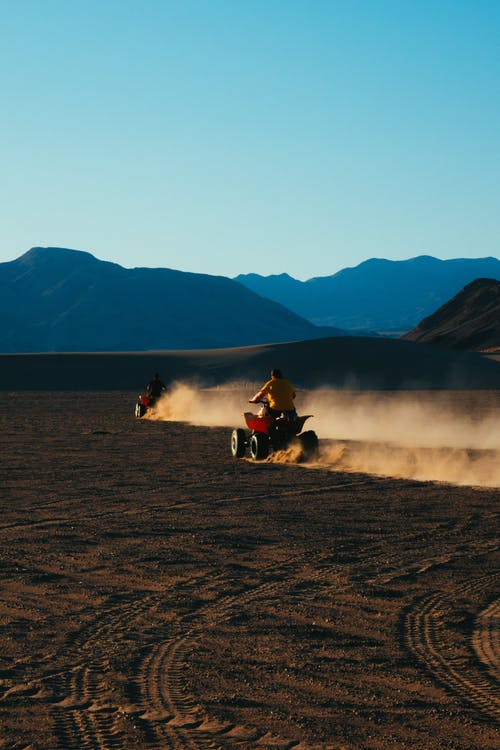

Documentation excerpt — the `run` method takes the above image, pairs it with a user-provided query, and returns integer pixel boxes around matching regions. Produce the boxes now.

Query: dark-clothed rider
[249,368,297,419]
[146,372,167,400]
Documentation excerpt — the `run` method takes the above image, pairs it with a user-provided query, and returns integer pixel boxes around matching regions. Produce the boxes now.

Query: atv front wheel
[231,428,246,458]
[250,432,269,461]
[135,402,147,418]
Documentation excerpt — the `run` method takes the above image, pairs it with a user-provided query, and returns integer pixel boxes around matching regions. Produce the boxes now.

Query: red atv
[230,401,319,461]
[135,393,158,418]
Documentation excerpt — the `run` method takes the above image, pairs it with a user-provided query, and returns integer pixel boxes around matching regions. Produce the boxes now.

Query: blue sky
[1,0,498,279]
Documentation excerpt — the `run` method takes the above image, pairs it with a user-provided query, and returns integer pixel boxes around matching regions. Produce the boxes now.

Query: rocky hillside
[402,278,500,351]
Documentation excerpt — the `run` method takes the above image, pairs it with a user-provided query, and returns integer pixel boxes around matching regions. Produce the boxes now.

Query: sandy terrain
[1,389,498,750]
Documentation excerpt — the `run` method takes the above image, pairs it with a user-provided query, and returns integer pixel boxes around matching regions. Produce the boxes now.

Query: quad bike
[230,400,319,461]
[135,393,158,418]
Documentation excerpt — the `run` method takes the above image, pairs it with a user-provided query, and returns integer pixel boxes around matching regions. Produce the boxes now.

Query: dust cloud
[148,381,249,426]
[148,383,500,488]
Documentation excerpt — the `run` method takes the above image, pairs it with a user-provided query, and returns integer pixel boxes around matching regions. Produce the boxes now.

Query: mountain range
[0,247,340,353]
[235,255,500,333]
[1,247,499,353]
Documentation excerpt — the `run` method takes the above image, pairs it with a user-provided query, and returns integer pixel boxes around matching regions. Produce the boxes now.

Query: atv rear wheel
[231,428,246,458]
[250,432,269,460]
[299,430,319,457]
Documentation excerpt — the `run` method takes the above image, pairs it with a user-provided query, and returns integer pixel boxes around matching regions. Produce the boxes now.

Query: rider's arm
[249,388,266,403]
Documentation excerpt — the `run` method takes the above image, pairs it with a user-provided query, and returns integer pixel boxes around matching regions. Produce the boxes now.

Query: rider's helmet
[271,368,283,379]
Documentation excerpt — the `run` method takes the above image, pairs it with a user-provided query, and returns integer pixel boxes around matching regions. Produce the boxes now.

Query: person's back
[147,373,166,400]
[261,377,295,411]
[249,368,296,417]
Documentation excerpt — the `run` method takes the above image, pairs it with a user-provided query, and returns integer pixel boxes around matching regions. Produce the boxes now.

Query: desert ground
[1,387,499,750]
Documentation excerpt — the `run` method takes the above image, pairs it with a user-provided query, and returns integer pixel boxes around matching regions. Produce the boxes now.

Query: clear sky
[1,0,498,280]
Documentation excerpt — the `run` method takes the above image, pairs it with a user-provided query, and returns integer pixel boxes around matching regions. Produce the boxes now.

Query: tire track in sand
[472,597,500,681]
[48,593,161,750]
[5,486,495,746]
[404,572,500,722]
[134,518,499,749]
[132,550,354,750]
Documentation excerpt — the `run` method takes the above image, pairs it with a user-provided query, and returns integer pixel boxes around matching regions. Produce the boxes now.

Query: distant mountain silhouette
[235,256,500,333]
[0,247,343,353]
[402,278,500,352]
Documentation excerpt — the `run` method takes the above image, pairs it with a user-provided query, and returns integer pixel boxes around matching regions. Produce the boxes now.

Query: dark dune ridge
[1,336,499,391]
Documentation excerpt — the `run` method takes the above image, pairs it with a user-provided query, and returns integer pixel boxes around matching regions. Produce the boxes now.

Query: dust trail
[300,390,499,451]
[147,383,500,487]
[317,442,500,488]
[147,381,249,426]
[306,390,500,486]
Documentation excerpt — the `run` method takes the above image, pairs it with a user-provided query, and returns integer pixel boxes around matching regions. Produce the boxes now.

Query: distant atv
[134,393,159,418]
[231,401,319,461]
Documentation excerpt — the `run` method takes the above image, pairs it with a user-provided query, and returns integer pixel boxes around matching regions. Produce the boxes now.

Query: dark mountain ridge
[235,255,500,332]
[402,278,500,352]
[0,247,341,353]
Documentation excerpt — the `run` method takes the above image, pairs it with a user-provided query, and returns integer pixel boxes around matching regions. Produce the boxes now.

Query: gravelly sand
[0,391,498,750]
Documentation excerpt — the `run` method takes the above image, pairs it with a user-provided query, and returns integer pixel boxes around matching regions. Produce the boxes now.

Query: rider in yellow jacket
[249,368,296,419]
